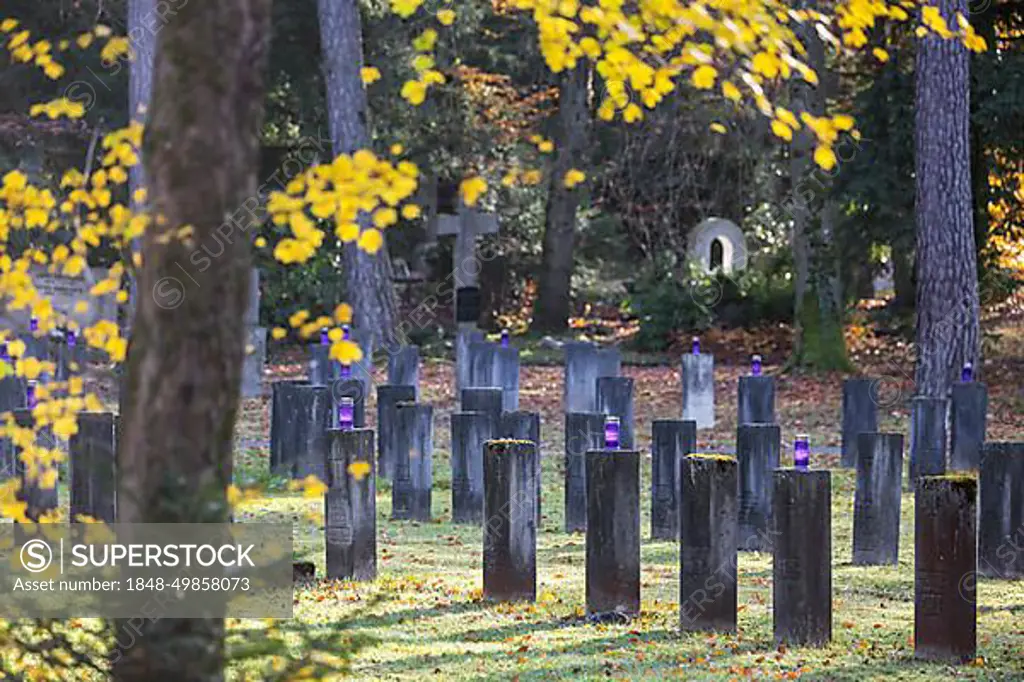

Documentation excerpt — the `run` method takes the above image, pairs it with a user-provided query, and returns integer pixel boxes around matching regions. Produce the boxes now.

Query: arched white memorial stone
[688,218,748,274]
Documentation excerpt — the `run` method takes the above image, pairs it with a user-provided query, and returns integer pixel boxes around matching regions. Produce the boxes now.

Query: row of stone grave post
[323,409,1021,663]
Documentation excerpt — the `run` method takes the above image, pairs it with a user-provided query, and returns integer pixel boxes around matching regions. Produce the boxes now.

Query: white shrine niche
[687,217,748,275]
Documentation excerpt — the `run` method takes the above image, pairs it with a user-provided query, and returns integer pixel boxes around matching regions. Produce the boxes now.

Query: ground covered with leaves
[228,319,1024,680]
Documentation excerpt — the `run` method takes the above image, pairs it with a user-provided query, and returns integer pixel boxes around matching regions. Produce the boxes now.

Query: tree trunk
[787,5,849,371]
[111,2,271,680]
[914,0,980,396]
[317,0,397,348]
[121,0,157,346]
[890,234,915,313]
[128,0,156,203]
[533,64,590,333]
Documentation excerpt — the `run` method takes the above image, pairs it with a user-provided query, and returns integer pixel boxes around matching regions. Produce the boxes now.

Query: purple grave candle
[29,317,38,333]
[340,362,352,379]
[26,381,37,409]
[751,354,762,377]
[961,361,973,383]
[342,325,351,341]
[691,336,700,355]
[604,416,621,450]
[338,397,355,431]
[66,329,76,347]
[794,434,810,471]
[0,342,8,361]
[320,327,330,345]
[500,328,510,348]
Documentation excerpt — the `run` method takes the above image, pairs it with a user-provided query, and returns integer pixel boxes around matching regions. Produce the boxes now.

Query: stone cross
[434,201,499,325]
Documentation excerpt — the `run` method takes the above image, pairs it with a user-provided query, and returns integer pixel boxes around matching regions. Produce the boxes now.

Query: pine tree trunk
[122,0,157,342]
[317,0,397,347]
[914,0,980,396]
[534,64,589,333]
[128,0,155,203]
[111,2,271,680]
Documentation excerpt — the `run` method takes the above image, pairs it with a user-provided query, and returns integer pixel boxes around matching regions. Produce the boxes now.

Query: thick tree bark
[111,2,271,680]
[534,64,590,333]
[787,7,849,371]
[317,0,398,347]
[914,0,980,396]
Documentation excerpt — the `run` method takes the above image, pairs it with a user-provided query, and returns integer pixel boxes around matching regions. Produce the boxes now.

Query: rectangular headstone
[241,326,267,398]
[499,411,541,525]
[376,385,416,481]
[737,376,775,425]
[680,353,715,429]
[909,396,947,481]
[495,347,520,412]
[325,428,376,581]
[451,411,492,524]
[563,412,604,533]
[596,377,634,450]
[13,409,58,521]
[455,327,485,395]
[737,423,781,551]
[978,442,1024,579]
[291,385,333,482]
[269,379,306,476]
[460,387,502,429]
[950,382,987,471]
[564,342,621,413]
[651,419,697,541]
[69,412,118,524]
[244,268,261,326]
[772,469,832,647]
[0,376,27,481]
[468,341,497,388]
[483,440,538,603]
[0,266,118,331]
[392,402,433,521]
[586,449,640,619]
[852,433,903,565]
[387,346,420,398]
[915,475,976,662]
[841,378,879,468]
[680,454,738,633]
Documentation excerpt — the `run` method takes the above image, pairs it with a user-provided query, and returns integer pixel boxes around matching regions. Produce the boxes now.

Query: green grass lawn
[232,397,1024,680]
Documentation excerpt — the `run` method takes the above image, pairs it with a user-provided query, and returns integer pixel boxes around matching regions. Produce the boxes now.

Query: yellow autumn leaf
[348,461,372,481]
[333,303,353,324]
[358,228,384,254]
[814,145,837,170]
[460,176,487,206]
[710,122,727,134]
[330,340,363,364]
[401,80,427,106]
[771,119,793,141]
[437,9,456,26]
[691,65,717,90]
[401,204,421,219]
[563,169,586,189]
[360,66,381,85]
